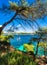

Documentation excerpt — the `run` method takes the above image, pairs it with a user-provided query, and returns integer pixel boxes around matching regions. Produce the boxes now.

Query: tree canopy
[0,0,47,34]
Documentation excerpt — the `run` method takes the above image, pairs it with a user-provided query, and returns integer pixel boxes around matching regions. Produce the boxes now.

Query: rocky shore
[35,55,47,65]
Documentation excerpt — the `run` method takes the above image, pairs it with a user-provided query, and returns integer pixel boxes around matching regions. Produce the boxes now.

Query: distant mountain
[1,24,35,34]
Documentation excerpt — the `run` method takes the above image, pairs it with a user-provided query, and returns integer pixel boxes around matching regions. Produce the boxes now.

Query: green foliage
[39,42,47,54]
[0,35,14,51]
[0,35,14,42]
[0,51,37,65]
[39,42,47,48]
[23,44,35,52]
[29,62,37,65]
[9,0,47,19]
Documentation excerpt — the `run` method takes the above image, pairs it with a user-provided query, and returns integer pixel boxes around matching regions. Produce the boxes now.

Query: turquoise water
[17,45,44,56]
[10,34,45,56]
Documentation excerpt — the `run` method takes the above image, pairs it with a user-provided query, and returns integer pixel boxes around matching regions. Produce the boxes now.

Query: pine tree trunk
[35,41,39,56]
[0,12,18,35]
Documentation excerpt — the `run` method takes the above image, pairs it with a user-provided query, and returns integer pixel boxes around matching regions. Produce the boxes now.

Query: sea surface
[10,34,37,48]
[10,34,47,56]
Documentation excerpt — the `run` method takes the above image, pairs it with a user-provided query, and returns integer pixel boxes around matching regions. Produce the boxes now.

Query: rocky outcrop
[35,55,47,65]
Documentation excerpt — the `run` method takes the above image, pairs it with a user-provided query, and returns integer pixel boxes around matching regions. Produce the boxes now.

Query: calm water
[10,34,46,56]
[10,34,37,48]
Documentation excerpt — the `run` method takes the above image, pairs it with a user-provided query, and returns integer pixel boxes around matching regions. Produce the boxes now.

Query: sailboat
[17,37,21,41]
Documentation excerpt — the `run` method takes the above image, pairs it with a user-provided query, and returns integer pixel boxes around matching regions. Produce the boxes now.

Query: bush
[0,51,37,65]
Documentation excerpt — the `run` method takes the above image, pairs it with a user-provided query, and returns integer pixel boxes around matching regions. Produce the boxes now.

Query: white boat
[17,37,21,41]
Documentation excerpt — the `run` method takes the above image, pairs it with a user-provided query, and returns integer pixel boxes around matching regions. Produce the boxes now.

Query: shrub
[0,51,37,65]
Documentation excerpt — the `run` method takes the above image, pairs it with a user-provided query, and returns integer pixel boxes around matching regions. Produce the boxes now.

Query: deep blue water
[10,34,46,56]
[10,34,33,48]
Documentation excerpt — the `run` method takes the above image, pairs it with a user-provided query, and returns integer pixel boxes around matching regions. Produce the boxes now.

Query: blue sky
[0,0,47,33]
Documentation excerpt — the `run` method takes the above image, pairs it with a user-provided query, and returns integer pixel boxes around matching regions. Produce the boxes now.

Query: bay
[10,34,45,56]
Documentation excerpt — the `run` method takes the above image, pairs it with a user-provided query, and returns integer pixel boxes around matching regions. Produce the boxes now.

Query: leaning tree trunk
[0,12,18,35]
[35,41,40,56]
[0,27,3,35]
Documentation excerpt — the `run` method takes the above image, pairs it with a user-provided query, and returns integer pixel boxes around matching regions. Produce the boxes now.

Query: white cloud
[17,24,21,28]
[0,25,2,27]
[3,24,35,33]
